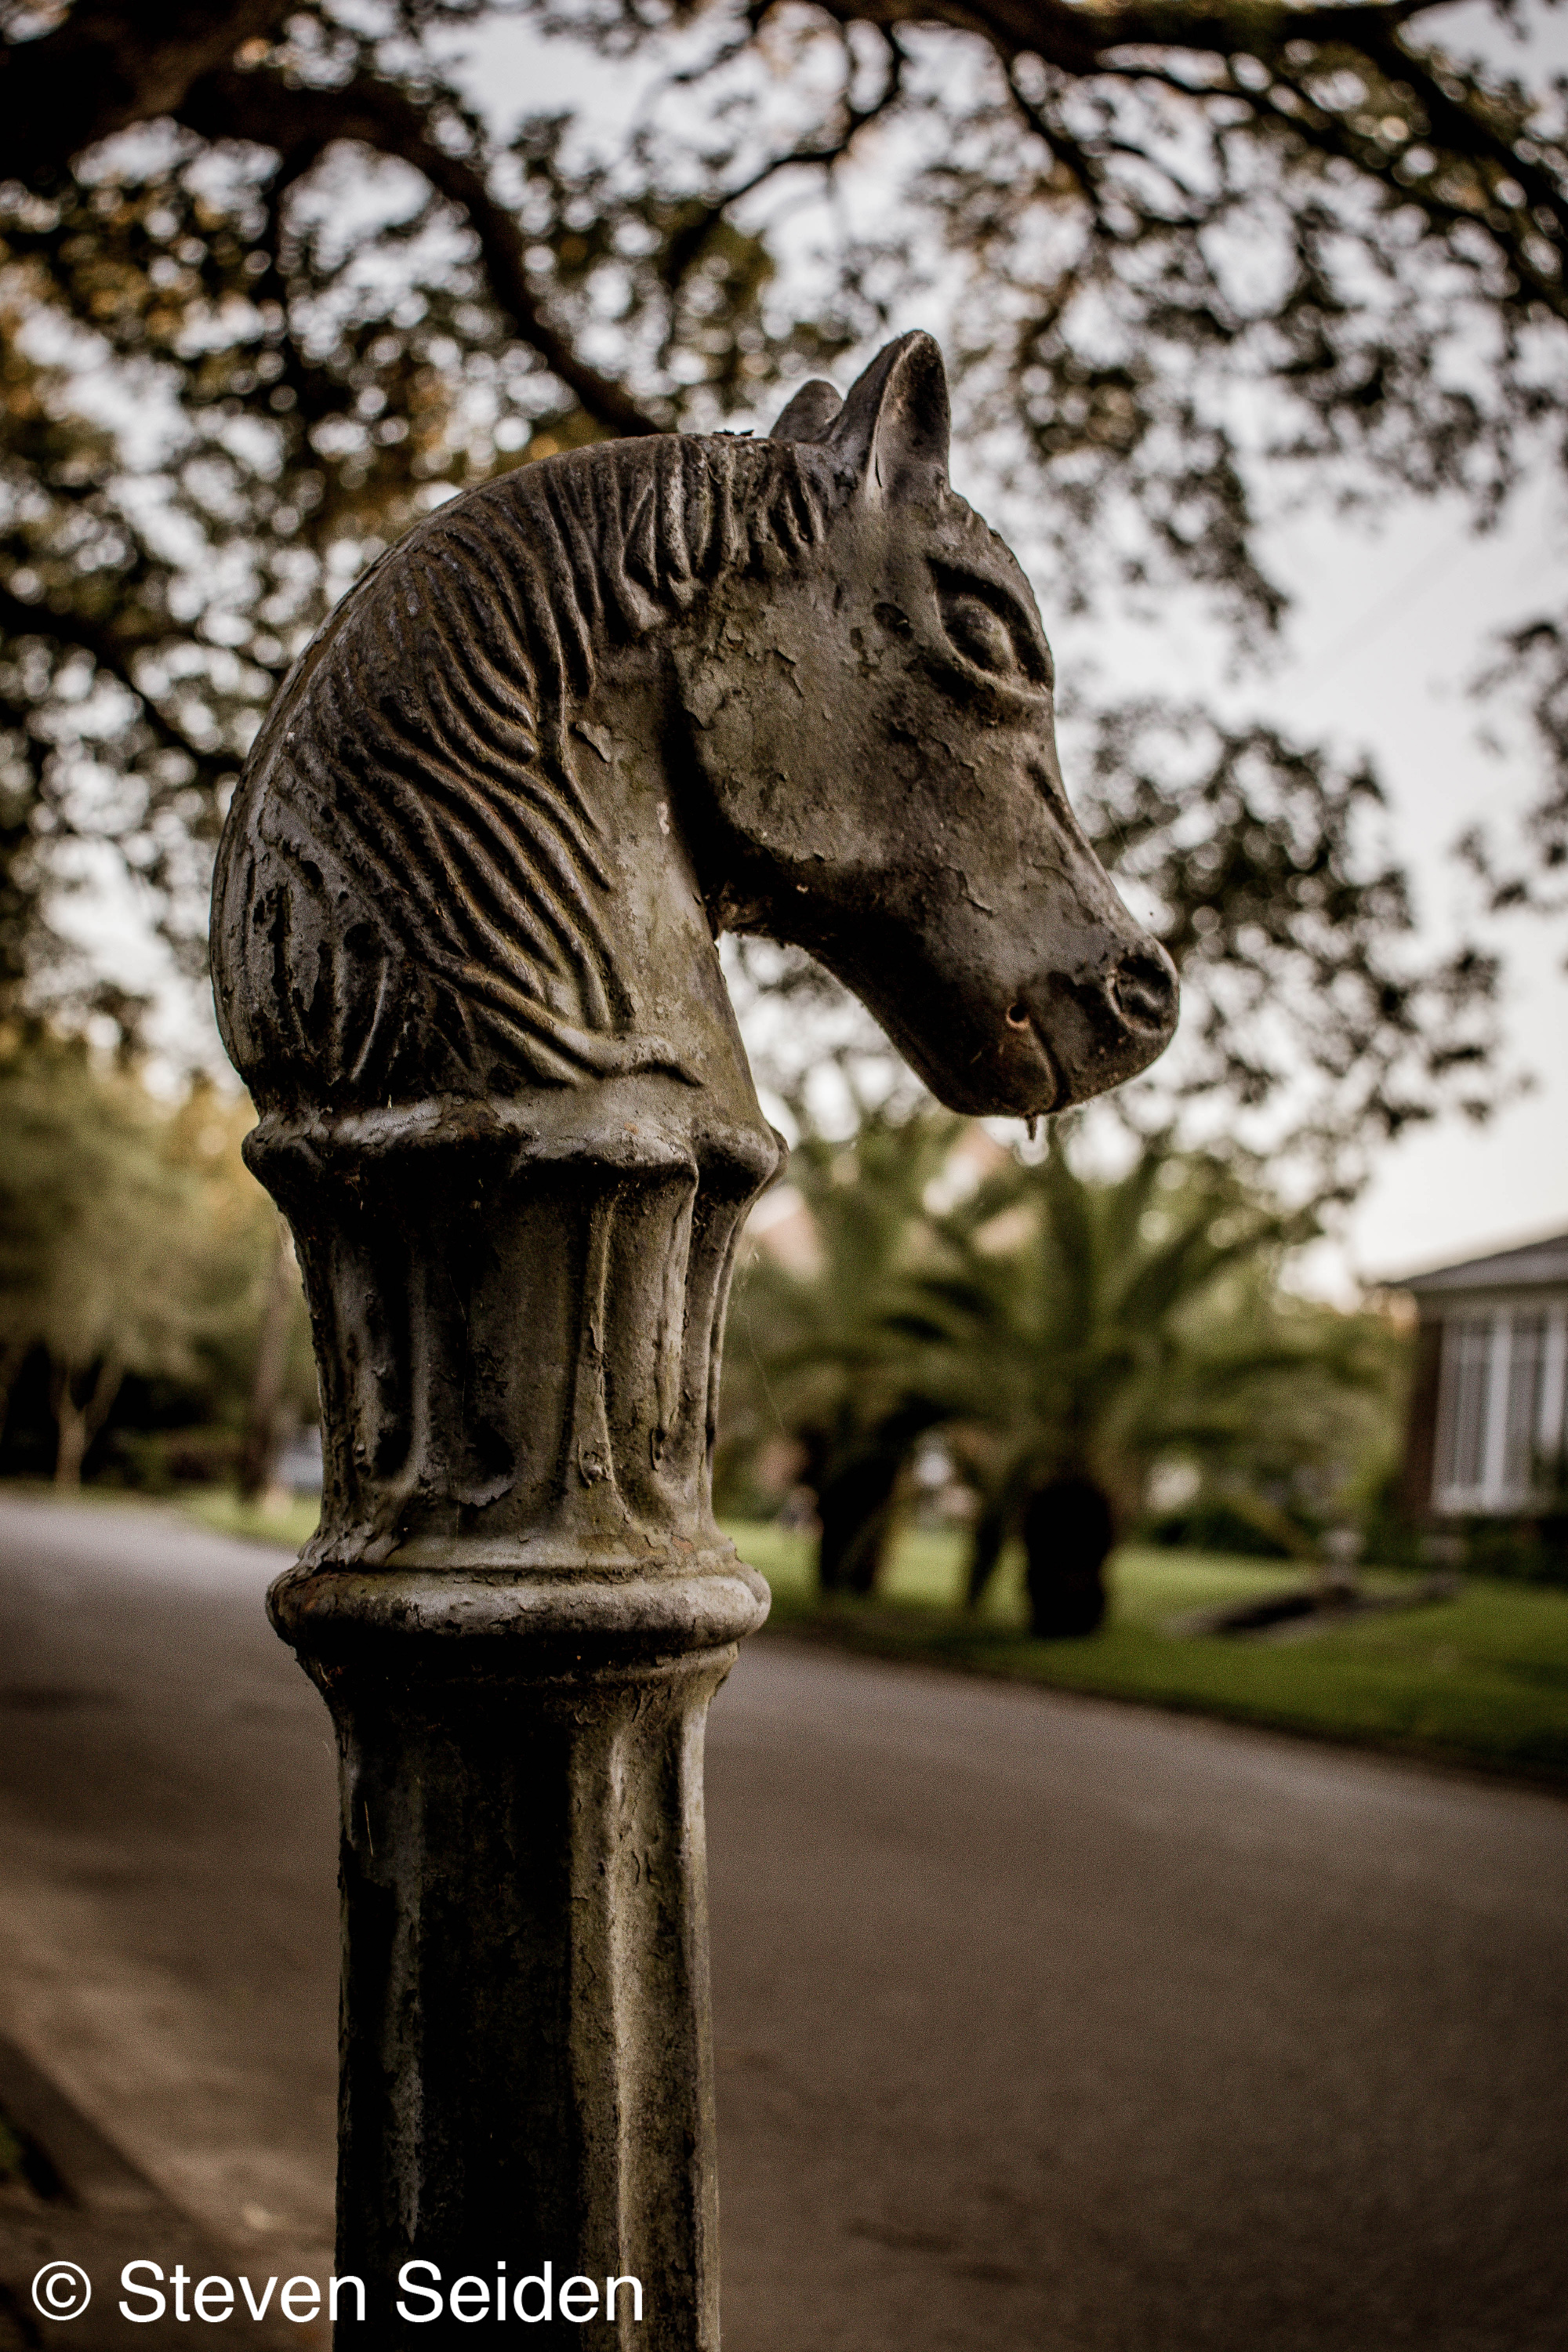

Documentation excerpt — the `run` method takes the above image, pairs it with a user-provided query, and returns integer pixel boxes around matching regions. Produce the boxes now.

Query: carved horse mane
[215,431,848,1105]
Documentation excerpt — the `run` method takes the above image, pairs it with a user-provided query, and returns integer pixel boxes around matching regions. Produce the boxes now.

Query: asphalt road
[0,1495,1565,2351]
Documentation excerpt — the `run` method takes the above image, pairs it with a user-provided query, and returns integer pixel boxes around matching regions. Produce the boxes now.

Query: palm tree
[881,1132,1387,1637]
[721,1102,963,1592]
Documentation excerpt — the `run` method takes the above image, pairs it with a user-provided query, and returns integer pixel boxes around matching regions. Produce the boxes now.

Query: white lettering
[194,2278,234,2324]
[280,2278,320,2325]
[329,2277,366,2323]
[118,2255,620,2328]
[558,2278,597,2324]
[120,2263,166,2324]
[606,2277,644,2323]
[397,2261,444,2323]
[513,2264,553,2323]
[450,2278,488,2322]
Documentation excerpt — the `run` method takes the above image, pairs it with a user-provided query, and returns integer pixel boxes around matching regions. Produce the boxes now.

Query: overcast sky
[1255,489,1566,1284]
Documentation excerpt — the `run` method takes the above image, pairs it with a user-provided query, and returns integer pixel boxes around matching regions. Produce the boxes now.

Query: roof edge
[1380,1221,1568,1294]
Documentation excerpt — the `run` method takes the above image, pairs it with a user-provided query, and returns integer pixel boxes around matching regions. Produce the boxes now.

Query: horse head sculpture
[682,334,1175,1119]
[212,330,1174,1579]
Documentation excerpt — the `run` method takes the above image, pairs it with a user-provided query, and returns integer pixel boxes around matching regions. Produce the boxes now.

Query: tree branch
[176,64,664,438]
[809,0,1563,318]
[662,31,906,294]
[0,585,225,782]
[1356,24,1568,259]
[810,0,1464,73]
[0,0,293,183]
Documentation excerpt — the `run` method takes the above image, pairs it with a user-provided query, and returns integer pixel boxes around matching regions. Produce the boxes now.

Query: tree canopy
[2,0,1561,1177]
[0,1026,299,1479]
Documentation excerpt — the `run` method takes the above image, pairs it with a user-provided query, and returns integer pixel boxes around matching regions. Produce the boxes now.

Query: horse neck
[276,655,781,1570]
[569,653,764,1142]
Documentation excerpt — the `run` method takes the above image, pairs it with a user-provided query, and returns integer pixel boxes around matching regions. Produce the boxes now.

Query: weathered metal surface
[211,330,1175,2347]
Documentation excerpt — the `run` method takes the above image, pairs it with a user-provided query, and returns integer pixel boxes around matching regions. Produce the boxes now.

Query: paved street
[0,1495,1565,2350]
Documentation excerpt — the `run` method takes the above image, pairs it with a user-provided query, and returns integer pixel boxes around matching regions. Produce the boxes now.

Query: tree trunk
[965,1498,1009,1608]
[813,1406,945,1596]
[1022,1475,1116,1639]
[0,1336,27,1457]
[238,1218,296,1500]
[816,1453,901,1595]
[50,1356,122,1489]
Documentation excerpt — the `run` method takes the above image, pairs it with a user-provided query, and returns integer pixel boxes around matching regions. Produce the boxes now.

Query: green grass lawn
[731,1519,1568,1788]
[176,1491,1568,1788]
[185,1487,323,1552]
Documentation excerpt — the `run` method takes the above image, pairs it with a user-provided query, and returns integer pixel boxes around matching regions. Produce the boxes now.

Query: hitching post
[259,1108,769,2349]
[211,329,1176,2351]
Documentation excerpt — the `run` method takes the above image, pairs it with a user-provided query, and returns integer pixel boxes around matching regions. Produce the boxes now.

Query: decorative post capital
[246,1084,777,1607]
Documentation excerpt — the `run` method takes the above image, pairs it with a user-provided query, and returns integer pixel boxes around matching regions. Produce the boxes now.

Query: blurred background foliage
[0,1033,1425,1622]
[719,1108,1417,1624]
[0,0,1565,1610]
[0,1021,314,1490]
[5,0,1565,1181]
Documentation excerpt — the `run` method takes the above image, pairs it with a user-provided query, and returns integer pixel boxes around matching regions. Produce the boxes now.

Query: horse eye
[943,595,1017,675]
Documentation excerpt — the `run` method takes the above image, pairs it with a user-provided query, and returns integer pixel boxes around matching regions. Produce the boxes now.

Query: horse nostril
[1005,1001,1031,1029]
[1110,949,1177,1036]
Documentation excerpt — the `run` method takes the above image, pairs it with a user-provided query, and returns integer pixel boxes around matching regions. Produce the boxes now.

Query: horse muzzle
[1018,940,1179,1112]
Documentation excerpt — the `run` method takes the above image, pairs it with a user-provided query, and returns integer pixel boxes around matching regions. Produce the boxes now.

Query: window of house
[1436,1320,1490,1497]
[1432,1306,1568,1514]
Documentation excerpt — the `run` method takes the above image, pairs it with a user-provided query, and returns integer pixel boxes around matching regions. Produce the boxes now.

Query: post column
[246,1100,776,2347]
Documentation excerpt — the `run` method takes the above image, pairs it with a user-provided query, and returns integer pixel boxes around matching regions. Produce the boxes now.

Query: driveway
[0,1495,1563,2350]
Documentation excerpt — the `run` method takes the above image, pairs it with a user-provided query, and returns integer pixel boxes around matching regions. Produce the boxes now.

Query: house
[1396,1229,1568,1525]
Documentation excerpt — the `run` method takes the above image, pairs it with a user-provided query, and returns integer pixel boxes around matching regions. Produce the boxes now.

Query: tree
[234,1217,303,1497]
[1,0,1552,1170]
[723,1099,962,1589]
[0,1027,310,1483]
[881,1128,1394,1635]
[159,1076,317,1495]
[0,1028,208,1480]
[1457,615,1568,953]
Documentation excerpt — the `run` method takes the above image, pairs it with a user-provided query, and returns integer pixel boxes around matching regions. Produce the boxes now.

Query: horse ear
[826,331,950,502]
[768,380,842,442]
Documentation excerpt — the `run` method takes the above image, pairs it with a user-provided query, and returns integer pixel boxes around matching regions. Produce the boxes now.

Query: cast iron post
[212,328,1177,2352]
